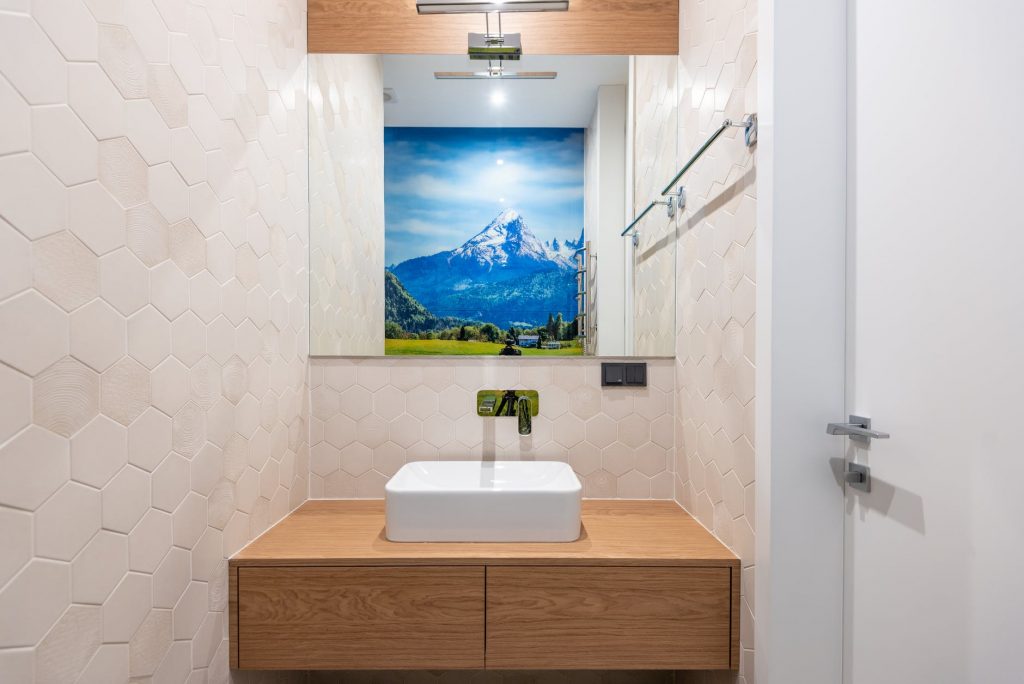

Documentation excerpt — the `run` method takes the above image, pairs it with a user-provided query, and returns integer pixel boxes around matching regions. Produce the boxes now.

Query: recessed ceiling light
[496,159,505,165]
[490,91,507,106]
[417,1,569,14]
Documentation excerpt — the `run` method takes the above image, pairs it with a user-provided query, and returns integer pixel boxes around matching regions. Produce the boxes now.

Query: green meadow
[385,339,583,356]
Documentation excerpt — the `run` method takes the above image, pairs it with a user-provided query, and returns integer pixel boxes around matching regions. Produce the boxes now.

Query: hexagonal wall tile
[152,546,189,609]
[34,604,103,684]
[189,271,221,323]
[101,572,151,642]
[128,509,172,572]
[101,465,149,533]
[99,248,149,317]
[0,426,69,511]
[147,64,187,128]
[72,530,128,604]
[33,0,99,62]
[172,402,205,459]
[32,231,100,312]
[170,312,206,367]
[148,360,186,420]
[128,608,172,678]
[0,507,31,588]
[0,13,68,105]
[67,63,125,140]
[35,481,101,561]
[0,218,31,301]
[0,75,30,156]
[96,25,147,99]
[98,137,148,208]
[148,261,188,321]
[31,104,98,186]
[123,98,167,165]
[71,415,127,489]
[0,364,31,445]
[0,559,70,647]
[171,492,205,550]
[125,203,170,268]
[101,357,151,426]
[0,153,67,240]
[151,452,189,514]
[127,306,171,370]
[168,218,206,274]
[68,182,127,257]
[33,357,100,438]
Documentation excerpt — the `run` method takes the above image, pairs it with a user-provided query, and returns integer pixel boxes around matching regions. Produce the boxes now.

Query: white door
[844,2,1024,682]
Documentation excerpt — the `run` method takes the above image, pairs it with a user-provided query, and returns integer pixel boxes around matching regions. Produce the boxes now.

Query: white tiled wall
[632,56,679,357]
[308,53,385,356]
[309,358,676,500]
[0,1,309,682]
[673,0,758,682]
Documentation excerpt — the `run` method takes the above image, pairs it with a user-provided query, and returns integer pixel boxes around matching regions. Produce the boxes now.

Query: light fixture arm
[484,10,504,39]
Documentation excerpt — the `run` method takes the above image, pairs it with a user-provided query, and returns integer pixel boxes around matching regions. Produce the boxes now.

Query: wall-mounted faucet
[516,394,532,435]
[476,390,538,435]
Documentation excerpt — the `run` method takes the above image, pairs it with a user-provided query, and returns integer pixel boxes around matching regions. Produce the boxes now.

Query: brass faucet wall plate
[476,390,539,417]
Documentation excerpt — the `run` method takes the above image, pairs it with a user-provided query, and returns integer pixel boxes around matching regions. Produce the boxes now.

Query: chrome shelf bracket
[653,185,684,220]
[620,113,757,241]
[729,113,758,147]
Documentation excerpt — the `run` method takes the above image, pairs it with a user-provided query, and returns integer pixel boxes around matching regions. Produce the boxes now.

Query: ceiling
[381,54,629,128]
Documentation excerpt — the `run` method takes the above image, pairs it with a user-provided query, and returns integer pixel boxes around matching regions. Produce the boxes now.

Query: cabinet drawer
[236,566,485,669]
[486,566,734,670]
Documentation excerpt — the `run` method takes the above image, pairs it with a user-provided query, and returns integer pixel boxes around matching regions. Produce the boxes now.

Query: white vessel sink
[385,461,582,542]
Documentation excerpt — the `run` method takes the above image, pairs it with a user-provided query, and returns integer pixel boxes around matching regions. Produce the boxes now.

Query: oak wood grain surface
[236,566,485,669]
[730,563,741,669]
[228,565,238,668]
[308,0,679,55]
[229,499,738,567]
[486,566,733,670]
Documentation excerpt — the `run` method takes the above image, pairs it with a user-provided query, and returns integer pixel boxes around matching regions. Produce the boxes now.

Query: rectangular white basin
[385,461,582,542]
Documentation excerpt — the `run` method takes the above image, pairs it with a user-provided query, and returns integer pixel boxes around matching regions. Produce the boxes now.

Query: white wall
[632,56,678,357]
[584,84,628,356]
[754,0,849,683]
[0,2,310,682]
[309,54,385,356]
[671,0,758,681]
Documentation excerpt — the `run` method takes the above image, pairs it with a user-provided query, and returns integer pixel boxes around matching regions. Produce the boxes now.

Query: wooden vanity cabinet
[229,500,739,672]
[234,566,485,670]
[485,566,734,670]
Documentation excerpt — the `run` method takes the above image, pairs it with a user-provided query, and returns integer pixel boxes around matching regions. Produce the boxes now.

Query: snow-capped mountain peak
[450,209,572,269]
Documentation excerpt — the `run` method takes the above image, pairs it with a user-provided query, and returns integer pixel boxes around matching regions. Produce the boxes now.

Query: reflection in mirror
[308,53,677,357]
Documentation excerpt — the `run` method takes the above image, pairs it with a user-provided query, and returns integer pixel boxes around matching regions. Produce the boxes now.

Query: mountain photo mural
[384,127,585,355]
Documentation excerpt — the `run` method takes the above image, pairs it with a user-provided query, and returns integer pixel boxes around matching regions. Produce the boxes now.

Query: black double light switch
[601,362,647,387]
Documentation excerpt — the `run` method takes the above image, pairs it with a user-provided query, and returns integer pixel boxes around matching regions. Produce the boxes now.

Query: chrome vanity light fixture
[419,0,568,77]
[416,1,569,14]
[434,64,557,79]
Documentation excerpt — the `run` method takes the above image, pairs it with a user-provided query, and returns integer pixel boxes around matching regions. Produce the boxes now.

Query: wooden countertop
[230,500,738,568]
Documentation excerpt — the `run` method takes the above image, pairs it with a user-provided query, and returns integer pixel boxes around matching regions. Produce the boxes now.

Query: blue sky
[384,127,584,266]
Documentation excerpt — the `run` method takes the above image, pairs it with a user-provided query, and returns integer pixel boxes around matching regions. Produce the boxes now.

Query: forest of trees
[385,269,579,347]
[385,314,579,346]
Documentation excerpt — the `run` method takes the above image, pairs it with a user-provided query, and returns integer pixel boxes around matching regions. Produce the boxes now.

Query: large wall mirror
[309,53,678,357]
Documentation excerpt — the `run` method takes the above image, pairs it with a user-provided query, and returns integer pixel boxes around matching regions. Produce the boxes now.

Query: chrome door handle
[827,415,890,443]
